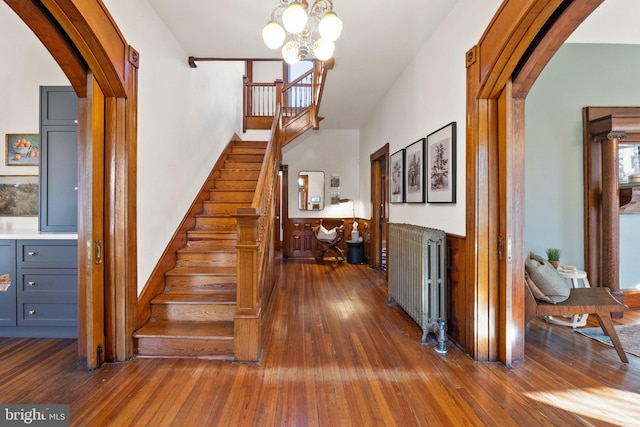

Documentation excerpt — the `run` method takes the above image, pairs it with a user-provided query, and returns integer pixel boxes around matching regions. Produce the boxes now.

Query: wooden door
[77,74,105,370]
[370,144,389,272]
[497,83,525,366]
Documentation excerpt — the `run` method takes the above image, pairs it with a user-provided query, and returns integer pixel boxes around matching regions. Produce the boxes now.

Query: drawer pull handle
[28,281,36,286]
[28,252,37,257]
[28,310,36,316]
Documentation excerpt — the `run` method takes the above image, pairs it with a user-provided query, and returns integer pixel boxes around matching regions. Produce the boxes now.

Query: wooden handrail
[234,104,282,362]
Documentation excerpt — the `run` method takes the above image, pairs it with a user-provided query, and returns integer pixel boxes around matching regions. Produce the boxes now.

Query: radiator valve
[435,319,448,354]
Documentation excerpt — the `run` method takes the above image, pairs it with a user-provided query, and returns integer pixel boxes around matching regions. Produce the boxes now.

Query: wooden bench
[525,282,630,363]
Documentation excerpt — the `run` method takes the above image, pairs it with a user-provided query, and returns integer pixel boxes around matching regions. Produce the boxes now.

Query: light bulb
[282,40,300,64]
[282,2,308,34]
[313,37,335,61]
[262,21,286,49]
[318,12,342,42]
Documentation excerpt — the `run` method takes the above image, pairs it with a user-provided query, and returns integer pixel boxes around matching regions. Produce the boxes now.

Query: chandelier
[262,0,343,64]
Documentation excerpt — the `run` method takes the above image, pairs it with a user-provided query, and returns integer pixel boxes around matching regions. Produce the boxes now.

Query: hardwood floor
[1,259,639,426]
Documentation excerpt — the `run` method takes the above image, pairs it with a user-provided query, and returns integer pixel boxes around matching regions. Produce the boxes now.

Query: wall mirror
[298,171,324,210]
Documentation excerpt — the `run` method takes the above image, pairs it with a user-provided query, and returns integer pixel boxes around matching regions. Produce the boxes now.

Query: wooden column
[601,133,622,294]
[234,209,262,363]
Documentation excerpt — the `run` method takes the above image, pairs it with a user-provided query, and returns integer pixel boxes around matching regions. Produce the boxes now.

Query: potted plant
[546,248,562,269]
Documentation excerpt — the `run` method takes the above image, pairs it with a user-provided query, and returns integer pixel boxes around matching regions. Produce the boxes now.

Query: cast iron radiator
[387,223,447,351]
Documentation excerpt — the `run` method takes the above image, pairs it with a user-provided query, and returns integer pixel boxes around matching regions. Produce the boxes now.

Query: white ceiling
[146,0,458,129]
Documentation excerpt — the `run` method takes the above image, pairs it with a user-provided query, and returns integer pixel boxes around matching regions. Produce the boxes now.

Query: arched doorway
[4,0,138,369]
[466,0,603,365]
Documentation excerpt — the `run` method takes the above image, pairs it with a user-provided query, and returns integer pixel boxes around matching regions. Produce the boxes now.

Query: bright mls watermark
[0,405,69,426]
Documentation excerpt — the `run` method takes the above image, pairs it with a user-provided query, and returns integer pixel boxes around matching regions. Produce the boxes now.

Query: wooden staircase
[134,140,267,359]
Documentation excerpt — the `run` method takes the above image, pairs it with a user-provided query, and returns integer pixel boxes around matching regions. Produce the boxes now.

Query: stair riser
[209,191,254,202]
[195,217,237,229]
[177,252,236,268]
[202,202,250,215]
[223,154,264,165]
[187,239,237,248]
[229,147,266,155]
[165,278,236,292]
[214,181,257,191]
[217,170,260,180]
[151,304,236,322]
[135,337,234,358]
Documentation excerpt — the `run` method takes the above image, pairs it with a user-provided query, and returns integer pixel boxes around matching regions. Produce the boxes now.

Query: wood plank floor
[1,259,639,426]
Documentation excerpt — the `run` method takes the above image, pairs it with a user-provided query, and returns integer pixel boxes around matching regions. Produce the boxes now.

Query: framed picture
[0,175,39,216]
[390,149,404,203]
[405,138,425,203]
[5,134,40,166]
[427,122,456,203]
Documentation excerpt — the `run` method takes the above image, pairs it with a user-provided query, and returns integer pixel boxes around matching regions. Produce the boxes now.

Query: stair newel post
[234,207,262,362]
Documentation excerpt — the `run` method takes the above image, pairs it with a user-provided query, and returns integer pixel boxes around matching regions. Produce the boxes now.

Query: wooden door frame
[466,0,602,363]
[370,144,389,273]
[5,0,139,365]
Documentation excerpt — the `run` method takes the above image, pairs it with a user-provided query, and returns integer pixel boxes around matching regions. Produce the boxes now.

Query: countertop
[0,228,78,240]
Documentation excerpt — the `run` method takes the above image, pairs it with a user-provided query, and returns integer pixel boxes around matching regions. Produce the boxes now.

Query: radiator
[388,223,447,351]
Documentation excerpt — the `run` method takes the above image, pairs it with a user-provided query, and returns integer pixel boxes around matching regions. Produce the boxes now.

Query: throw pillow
[524,270,553,304]
[524,252,571,303]
[317,224,337,241]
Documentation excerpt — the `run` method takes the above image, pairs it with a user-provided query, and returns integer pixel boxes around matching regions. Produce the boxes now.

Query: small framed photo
[390,149,404,203]
[405,138,425,203]
[5,134,40,166]
[427,122,456,203]
[0,175,39,216]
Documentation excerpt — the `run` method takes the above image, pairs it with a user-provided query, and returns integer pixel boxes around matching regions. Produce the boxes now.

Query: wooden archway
[5,0,138,369]
[466,0,602,365]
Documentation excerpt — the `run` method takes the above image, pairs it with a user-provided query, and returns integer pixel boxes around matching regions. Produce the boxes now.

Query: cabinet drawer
[18,269,77,297]
[17,240,78,268]
[19,299,77,326]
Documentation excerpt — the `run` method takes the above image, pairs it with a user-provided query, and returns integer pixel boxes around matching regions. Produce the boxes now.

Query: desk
[346,240,364,264]
[546,266,590,328]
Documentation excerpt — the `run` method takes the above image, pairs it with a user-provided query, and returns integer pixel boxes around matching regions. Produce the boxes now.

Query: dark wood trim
[622,289,640,309]
[583,107,640,296]
[370,144,389,274]
[466,0,602,363]
[446,233,468,353]
[280,165,289,254]
[285,218,369,260]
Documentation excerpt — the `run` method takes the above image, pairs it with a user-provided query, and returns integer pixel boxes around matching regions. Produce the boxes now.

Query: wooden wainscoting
[284,218,369,261]
[447,233,470,354]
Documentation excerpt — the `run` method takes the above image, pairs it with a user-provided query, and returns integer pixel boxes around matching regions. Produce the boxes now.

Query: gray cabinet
[39,86,78,232]
[0,240,16,326]
[0,239,77,338]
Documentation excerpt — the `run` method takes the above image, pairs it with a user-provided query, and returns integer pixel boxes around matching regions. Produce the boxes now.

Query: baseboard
[622,289,640,309]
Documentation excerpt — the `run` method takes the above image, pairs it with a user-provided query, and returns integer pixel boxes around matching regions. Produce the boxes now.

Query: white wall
[282,129,360,220]
[358,0,502,236]
[103,0,245,293]
[0,2,70,231]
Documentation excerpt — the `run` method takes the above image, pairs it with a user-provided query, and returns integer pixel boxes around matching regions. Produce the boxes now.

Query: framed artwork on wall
[5,134,40,166]
[0,175,38,216]
[405,138,425,203]
[390,149,404,203]
[427,122,456,203]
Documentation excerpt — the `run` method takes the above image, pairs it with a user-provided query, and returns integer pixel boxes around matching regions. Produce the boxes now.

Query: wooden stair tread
[134,320,234,339]
[166,266,236,275]
[152,291,236,304]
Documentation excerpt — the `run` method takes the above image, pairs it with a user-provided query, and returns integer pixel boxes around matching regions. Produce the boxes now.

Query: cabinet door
[40,86,78,126]
[39,86,78,232]
[0,240,16,326]
[39,125,78,231]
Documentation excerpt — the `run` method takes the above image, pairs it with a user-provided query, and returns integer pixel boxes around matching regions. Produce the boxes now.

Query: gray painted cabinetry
[39,86,79,232]
[0,239,78,338]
